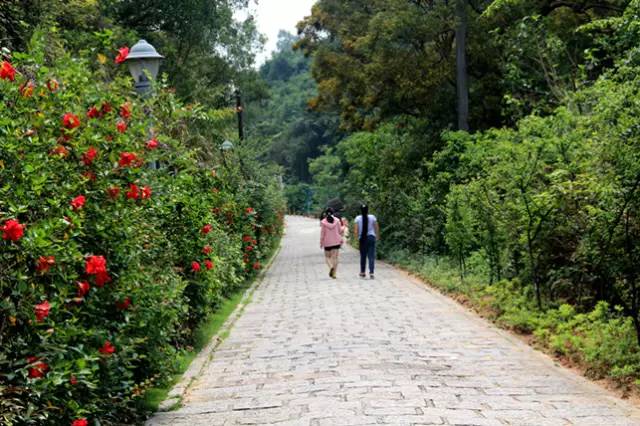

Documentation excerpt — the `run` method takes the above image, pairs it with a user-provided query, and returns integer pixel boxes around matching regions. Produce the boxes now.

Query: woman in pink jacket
[320,208,345,279]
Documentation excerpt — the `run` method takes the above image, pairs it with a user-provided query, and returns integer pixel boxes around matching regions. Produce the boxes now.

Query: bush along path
[0,34,285,425]
[148,216,640,426]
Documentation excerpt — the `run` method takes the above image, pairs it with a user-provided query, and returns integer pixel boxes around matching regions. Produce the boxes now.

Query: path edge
[155,239,283,412]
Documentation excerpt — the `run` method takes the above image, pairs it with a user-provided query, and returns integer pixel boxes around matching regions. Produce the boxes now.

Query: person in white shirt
[353,204,380,279]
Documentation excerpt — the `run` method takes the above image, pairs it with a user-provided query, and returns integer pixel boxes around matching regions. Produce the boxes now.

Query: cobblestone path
[149,216,640,426]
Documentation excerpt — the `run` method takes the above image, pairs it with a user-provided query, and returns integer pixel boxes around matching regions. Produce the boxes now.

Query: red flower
[99,340,116,355]
[87,106,100,119]
[201,224,212,235]
[95,272,111,287]
[205,260,214,270]
[50,145,69,157]
[70,195,86,211]
[0,61,16,81]
[245,207,254,214]
[82,147,98,166]
[36,256,55,273]
[115,46,129,64]
[20,81,34,97]
[77,281,90,298]
[126,183,140,200]
[106,186,120,199]
[242,235,252,243]
[84,257,109,287]
[47,79,59,92]
[202,245,212,255]
[141,186,152,199]
[118,152,137,167]
[34,301,51,322]
[244,245,253,252]
[116,120,127,133]
[72,419,88,426]
[26,357,49,379]
[69,375,78,385]
[2,219,24,241]
[62,113,81,129]
[85,255,107,275]
[119,102,131,119]
[253,262,261,271]
[191,261,201,272]
[101,102,112,116]
[146,138,159,149]
[116,297,131,310]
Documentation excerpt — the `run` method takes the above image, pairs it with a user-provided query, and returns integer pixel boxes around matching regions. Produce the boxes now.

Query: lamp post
[122,40,163,170]
[124,39,164,96]
[219,140,234,170]
[235,88,244,141]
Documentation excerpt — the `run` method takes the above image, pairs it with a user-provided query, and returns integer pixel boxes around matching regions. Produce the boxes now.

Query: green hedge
[0,34,284,425]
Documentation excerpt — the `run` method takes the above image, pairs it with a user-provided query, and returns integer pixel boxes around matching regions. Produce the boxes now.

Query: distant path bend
[149,215,640,426]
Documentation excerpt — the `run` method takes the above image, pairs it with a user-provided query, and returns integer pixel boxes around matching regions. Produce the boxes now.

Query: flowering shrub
[0,37,284,424]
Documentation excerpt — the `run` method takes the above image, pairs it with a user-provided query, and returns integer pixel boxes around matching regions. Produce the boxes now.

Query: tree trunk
[455,0,469,131]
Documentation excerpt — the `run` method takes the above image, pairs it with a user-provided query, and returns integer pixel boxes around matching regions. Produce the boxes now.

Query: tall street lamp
[124,39,164,96]
[235,88,244,141]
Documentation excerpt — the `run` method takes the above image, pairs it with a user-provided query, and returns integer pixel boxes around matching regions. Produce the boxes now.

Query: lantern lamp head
[124,39,164,94]
[221,140,234,151]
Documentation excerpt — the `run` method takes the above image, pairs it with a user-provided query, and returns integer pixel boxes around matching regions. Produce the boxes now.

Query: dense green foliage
[297,0,627,130]
[287,0,640,388]
[0,18,283,426]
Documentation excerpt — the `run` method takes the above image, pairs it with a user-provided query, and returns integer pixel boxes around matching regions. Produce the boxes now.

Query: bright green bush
[0,34,284,425]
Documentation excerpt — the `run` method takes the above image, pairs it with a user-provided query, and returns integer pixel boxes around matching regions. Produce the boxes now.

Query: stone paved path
[149,216,640,426]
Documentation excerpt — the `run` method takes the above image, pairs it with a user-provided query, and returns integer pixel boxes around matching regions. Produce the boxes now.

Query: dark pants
[359,235,376,274]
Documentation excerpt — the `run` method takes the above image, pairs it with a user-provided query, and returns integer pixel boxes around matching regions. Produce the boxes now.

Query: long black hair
[360,204,369,243]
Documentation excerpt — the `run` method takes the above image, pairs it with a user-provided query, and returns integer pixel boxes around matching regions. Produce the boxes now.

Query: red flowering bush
[0,37,284,425]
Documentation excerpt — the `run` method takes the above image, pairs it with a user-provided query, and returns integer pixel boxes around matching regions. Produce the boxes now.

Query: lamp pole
[235,89,244,141]
[220,140,234,170]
